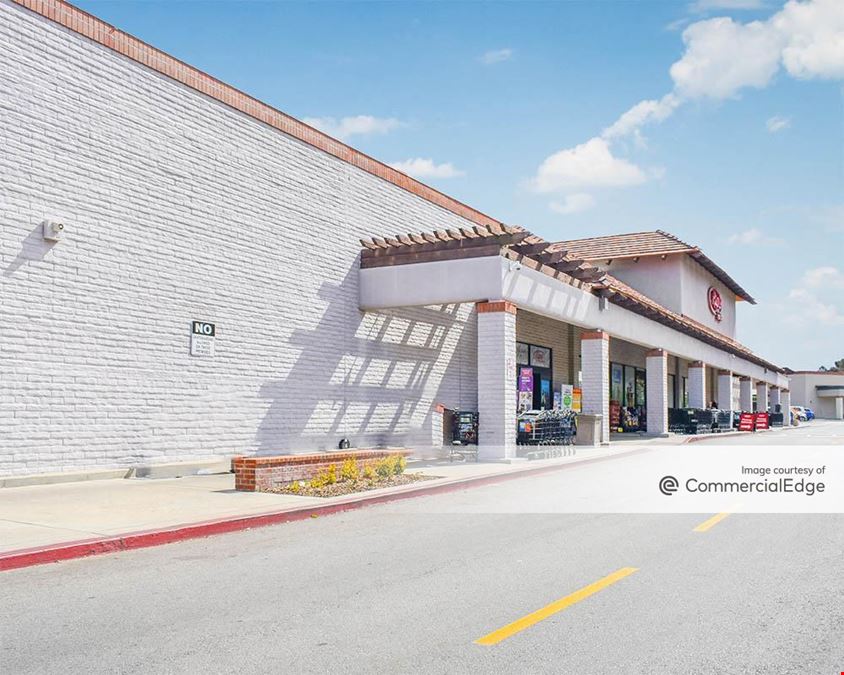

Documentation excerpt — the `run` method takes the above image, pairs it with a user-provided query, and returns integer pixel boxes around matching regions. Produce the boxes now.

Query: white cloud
[774,0,844,80]
[532,137,647,192]
[799,266,844,289]
[690,0,765,11]
[766,115,791,132]
[787,288,844,326]
[784,266,844,327]
[389,158,465,179]
[727,227,784,244]
[671,0,844,99]
[531,1,844,205]
[479,48,514,65]
[670,17,785,98]
[602,94,682,140]
[549,193,596,215]
[302,115,403,140]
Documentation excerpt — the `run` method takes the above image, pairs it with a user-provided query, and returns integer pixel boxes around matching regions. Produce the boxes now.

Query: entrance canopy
[359,224,786,388]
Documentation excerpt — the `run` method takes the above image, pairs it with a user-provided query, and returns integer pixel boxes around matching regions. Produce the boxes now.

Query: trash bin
[576,414,603,446]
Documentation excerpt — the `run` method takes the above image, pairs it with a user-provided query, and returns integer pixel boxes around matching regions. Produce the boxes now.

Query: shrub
[340,458,359,483]
[309,464,338,489]
[362,464,376,480]
[375,457,393,478]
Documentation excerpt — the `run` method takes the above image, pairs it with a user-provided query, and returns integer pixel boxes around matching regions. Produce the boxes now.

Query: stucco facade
[789,372,844,420]
[0,0,790,476]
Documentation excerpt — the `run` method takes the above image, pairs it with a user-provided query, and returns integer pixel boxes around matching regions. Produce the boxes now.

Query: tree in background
[818,359,844,372]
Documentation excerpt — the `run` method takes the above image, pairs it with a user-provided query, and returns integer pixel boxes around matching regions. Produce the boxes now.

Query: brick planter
[233,449,411,492]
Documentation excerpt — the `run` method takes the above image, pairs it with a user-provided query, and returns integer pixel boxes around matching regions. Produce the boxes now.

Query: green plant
[309,464,337,489]
[375,457,393,478]
[325,464,337,485]
[340,458,359,482]
[288,480,301,494]
[394,455,406,475]
[362,464,376,480]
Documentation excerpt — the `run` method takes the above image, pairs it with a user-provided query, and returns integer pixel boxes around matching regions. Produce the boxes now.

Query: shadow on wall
[255,265,476,454]
[3,224,56,276]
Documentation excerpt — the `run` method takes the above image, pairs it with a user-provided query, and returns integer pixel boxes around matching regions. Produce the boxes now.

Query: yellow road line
[474,567,638,646]
[693,511,732,532]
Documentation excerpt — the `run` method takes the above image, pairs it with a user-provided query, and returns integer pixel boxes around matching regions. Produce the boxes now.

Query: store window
[515,342,553,411]
[609,361,647,432]
[668,374,676,408]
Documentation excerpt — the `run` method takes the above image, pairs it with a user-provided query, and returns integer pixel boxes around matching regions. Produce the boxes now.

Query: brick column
[646,349,669,436]
[717,370,733,412]
[769,386,782,414]
[781,389,791,423]
[581,330,610,443]
[756,381,769,413]
[476,301,517,460]
[739,377,753,412]
[688,361,706,409]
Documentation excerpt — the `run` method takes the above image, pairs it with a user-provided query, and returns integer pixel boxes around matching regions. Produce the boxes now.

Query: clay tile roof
[360,225,781,373]
[553,231,693,259]
[553,230,756,304]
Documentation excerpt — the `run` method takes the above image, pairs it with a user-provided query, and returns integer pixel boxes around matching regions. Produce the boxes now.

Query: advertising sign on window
[572,387,582,413]
[529,345,551,369]
[516,342,529,365]
[560,384,574,412]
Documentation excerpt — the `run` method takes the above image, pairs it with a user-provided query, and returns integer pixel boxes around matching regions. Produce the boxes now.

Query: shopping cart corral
[517,410,577,459]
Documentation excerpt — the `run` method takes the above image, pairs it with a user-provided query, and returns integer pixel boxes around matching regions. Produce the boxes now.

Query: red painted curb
[683,425,796,443]
[0,447,650,572]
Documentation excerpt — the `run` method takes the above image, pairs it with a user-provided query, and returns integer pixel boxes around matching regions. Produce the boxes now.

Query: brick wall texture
[233,449,411,492]
[0,1,479,476]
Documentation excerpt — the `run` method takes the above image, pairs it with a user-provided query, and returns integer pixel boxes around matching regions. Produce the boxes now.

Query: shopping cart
[517,410,577,446]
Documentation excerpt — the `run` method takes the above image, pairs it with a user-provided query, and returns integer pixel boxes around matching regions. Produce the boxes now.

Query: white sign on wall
[190,321,216,357]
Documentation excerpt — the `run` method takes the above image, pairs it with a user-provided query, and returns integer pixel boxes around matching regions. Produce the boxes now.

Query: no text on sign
[192,321,216,337]
[190,320,216,357]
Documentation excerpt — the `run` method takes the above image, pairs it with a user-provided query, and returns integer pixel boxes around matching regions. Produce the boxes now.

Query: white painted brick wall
[781,390,791,422]
[688,365,706,409]
[645,352,668,435]
[581,336,609,442]
[739,379,754,412]
[769,387,782,413]
[756,382,769,412]
[0,2,480,475]
[477,309,516,459]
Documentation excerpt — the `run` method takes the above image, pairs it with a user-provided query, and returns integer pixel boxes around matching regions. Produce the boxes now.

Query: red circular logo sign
[708,286,723,322]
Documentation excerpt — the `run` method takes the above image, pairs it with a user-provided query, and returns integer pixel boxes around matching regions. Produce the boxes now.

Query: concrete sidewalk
[0,445,644,563]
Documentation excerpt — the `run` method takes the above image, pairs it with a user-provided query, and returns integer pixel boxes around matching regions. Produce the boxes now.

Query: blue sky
[76,0,843,369]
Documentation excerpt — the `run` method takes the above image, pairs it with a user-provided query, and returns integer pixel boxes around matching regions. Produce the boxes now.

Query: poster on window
[560,384,574,412]
[516,342,529,365]
[572,387,582,413]
[529,345,551,368]
[540,379,551,409]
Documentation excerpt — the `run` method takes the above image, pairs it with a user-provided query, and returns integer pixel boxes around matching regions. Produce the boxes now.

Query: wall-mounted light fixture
[42,219,65,242]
